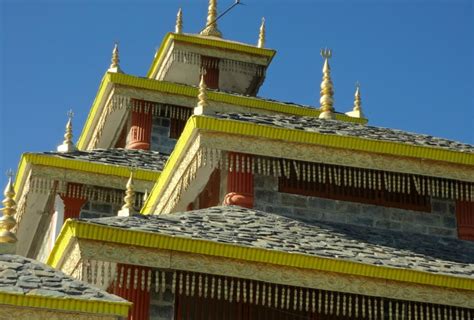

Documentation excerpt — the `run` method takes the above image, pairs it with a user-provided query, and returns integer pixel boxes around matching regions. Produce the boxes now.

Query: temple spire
[318,48,335,120]
[108,42,123,73]
[175,8,183,34]
[346,82,365,119]
[197,73,209,109]
[200,0,222,38]
[0,171,17,244]
[118,171,136,217]
[57,110,77,153]
[257,18,265,48]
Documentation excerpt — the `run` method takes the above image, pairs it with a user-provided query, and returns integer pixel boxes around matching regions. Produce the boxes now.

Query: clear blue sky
[1,0,473,188]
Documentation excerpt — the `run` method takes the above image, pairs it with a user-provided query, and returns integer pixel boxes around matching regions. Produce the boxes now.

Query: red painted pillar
[223,153,254,208]
[60,183,87,221]
[127,101,152,150]
[456,200,474,241]
[113,264,151,320]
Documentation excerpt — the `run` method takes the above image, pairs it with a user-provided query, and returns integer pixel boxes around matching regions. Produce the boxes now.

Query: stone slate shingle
[0,254,126,302]
[211,113,474,154]
[81,206,474,278]
[40,148,169,172]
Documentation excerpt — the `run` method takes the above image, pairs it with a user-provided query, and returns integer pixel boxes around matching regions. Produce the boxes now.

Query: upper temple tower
[146,2,275,95]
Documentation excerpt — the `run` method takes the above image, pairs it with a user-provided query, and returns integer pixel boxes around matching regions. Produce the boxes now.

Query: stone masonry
[253,175,458,238]
[150,117,177,155]
[80,201,122,219]
[149,272,175,320]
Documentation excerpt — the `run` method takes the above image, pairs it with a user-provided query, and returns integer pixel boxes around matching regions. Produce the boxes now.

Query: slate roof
[81,206,474,278]
[211,113,474,154]
[40,148,169,172]
[0,254,126,302]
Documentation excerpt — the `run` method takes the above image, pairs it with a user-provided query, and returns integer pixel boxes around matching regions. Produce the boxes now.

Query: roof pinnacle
[197,72,209,109]
[318,48,336,120]
[57,110,77,153]
[118,171,136,217]
[346,82,365,119]
[200,0,222,38]
[0,171,17,244]
[175,8,183,34]
[257,17,266,48]
[108,42,123,73]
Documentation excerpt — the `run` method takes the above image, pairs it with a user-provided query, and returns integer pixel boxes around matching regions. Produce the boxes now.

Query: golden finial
[197,72,209,109]
[0,170,17,244]
[57,109,77,153]
[257,17,265,48]
[118,171,135,216]
[318,48,336,120]
[200,0,222,38]
[108,42,123,73]
[346,81,365,119]
[175,8,183,34]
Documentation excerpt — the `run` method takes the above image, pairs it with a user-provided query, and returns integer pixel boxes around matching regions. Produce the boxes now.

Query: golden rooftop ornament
[346,82,365,119]
[318,48,336,120]
[57,109,77,153]
[0,170,17,244]
[197,72,209,109]
[118,171,136,216]
[257,18,265,48]
[200,0,222,38]
[175,8,183,34]
[108,42,123,73]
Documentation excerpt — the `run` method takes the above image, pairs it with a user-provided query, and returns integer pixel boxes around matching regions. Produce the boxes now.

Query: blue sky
[0,0,473,188]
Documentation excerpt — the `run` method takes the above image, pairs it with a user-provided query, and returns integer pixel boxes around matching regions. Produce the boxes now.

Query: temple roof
[41,148,169,172]
[212,113,474,154]
[79,206,474,279]
[0,254,130,315]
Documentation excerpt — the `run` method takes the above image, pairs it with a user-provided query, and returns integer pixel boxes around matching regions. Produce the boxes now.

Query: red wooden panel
[456,200,474,241]
[202,56,220,89]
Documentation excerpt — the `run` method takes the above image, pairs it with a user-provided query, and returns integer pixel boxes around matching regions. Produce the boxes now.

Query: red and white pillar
[223,153,254,208]
[127,102,152,150]
[60,183,87,221]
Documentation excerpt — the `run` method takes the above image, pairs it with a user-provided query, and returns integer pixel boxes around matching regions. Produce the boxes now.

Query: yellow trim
[142,115,474,213]
[48,220,474,292]
[77,72,367,149]
[0,291,130,317]
[14,153,160,194]
[146,33,276,78]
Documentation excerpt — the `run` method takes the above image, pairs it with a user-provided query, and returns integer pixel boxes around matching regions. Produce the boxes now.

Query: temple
[1,1,474,319]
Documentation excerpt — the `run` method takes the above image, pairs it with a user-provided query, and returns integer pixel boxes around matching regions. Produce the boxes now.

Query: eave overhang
[142,115,474,214]
[146,32,276,79]
[77,73,367,150]
[48,220,474,295]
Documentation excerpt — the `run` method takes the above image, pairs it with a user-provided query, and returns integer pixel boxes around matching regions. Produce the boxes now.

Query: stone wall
[149,272,175,320]
[150,116,177,155]
[253,175,458,238]
[80,201,122,219]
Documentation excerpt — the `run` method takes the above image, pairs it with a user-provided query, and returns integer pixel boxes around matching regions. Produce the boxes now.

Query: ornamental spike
[57,109,77,153]
[346,81,365,119]
[318,48,335,120]
[118,171,135,216]
[108,42,123,73]
[0,171,17,244]
[197,72,209,109]
[175,8,183,34]
[200,0,222,38]
[257,17,266,48]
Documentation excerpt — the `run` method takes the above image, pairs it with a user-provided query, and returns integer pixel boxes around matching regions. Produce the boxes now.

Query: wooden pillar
[202,56,220,89]
[113,264,151,320]
[456,200,474,241]
[60,183,87,221]
[223,153,254,208]
[127,101,152,150]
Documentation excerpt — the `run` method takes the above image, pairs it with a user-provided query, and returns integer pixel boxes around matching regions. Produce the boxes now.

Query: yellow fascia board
[146,32,276,78]
[142,115,474,214]
[48,220,474,291]
[14,153,160,194]
[77,72,367,150]
[0,291,131,317]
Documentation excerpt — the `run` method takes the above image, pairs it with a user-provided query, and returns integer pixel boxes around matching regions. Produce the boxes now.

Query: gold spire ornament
[200,0,222,38]
[346,82,365,119]
[108,42,123,73]
[118,171,136,217]
[57,110,77,153]
[0,171,18,244]
[318,48,336,120]
[257,18,265,48]
[175,8,183,34]
[198,73,209,109]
